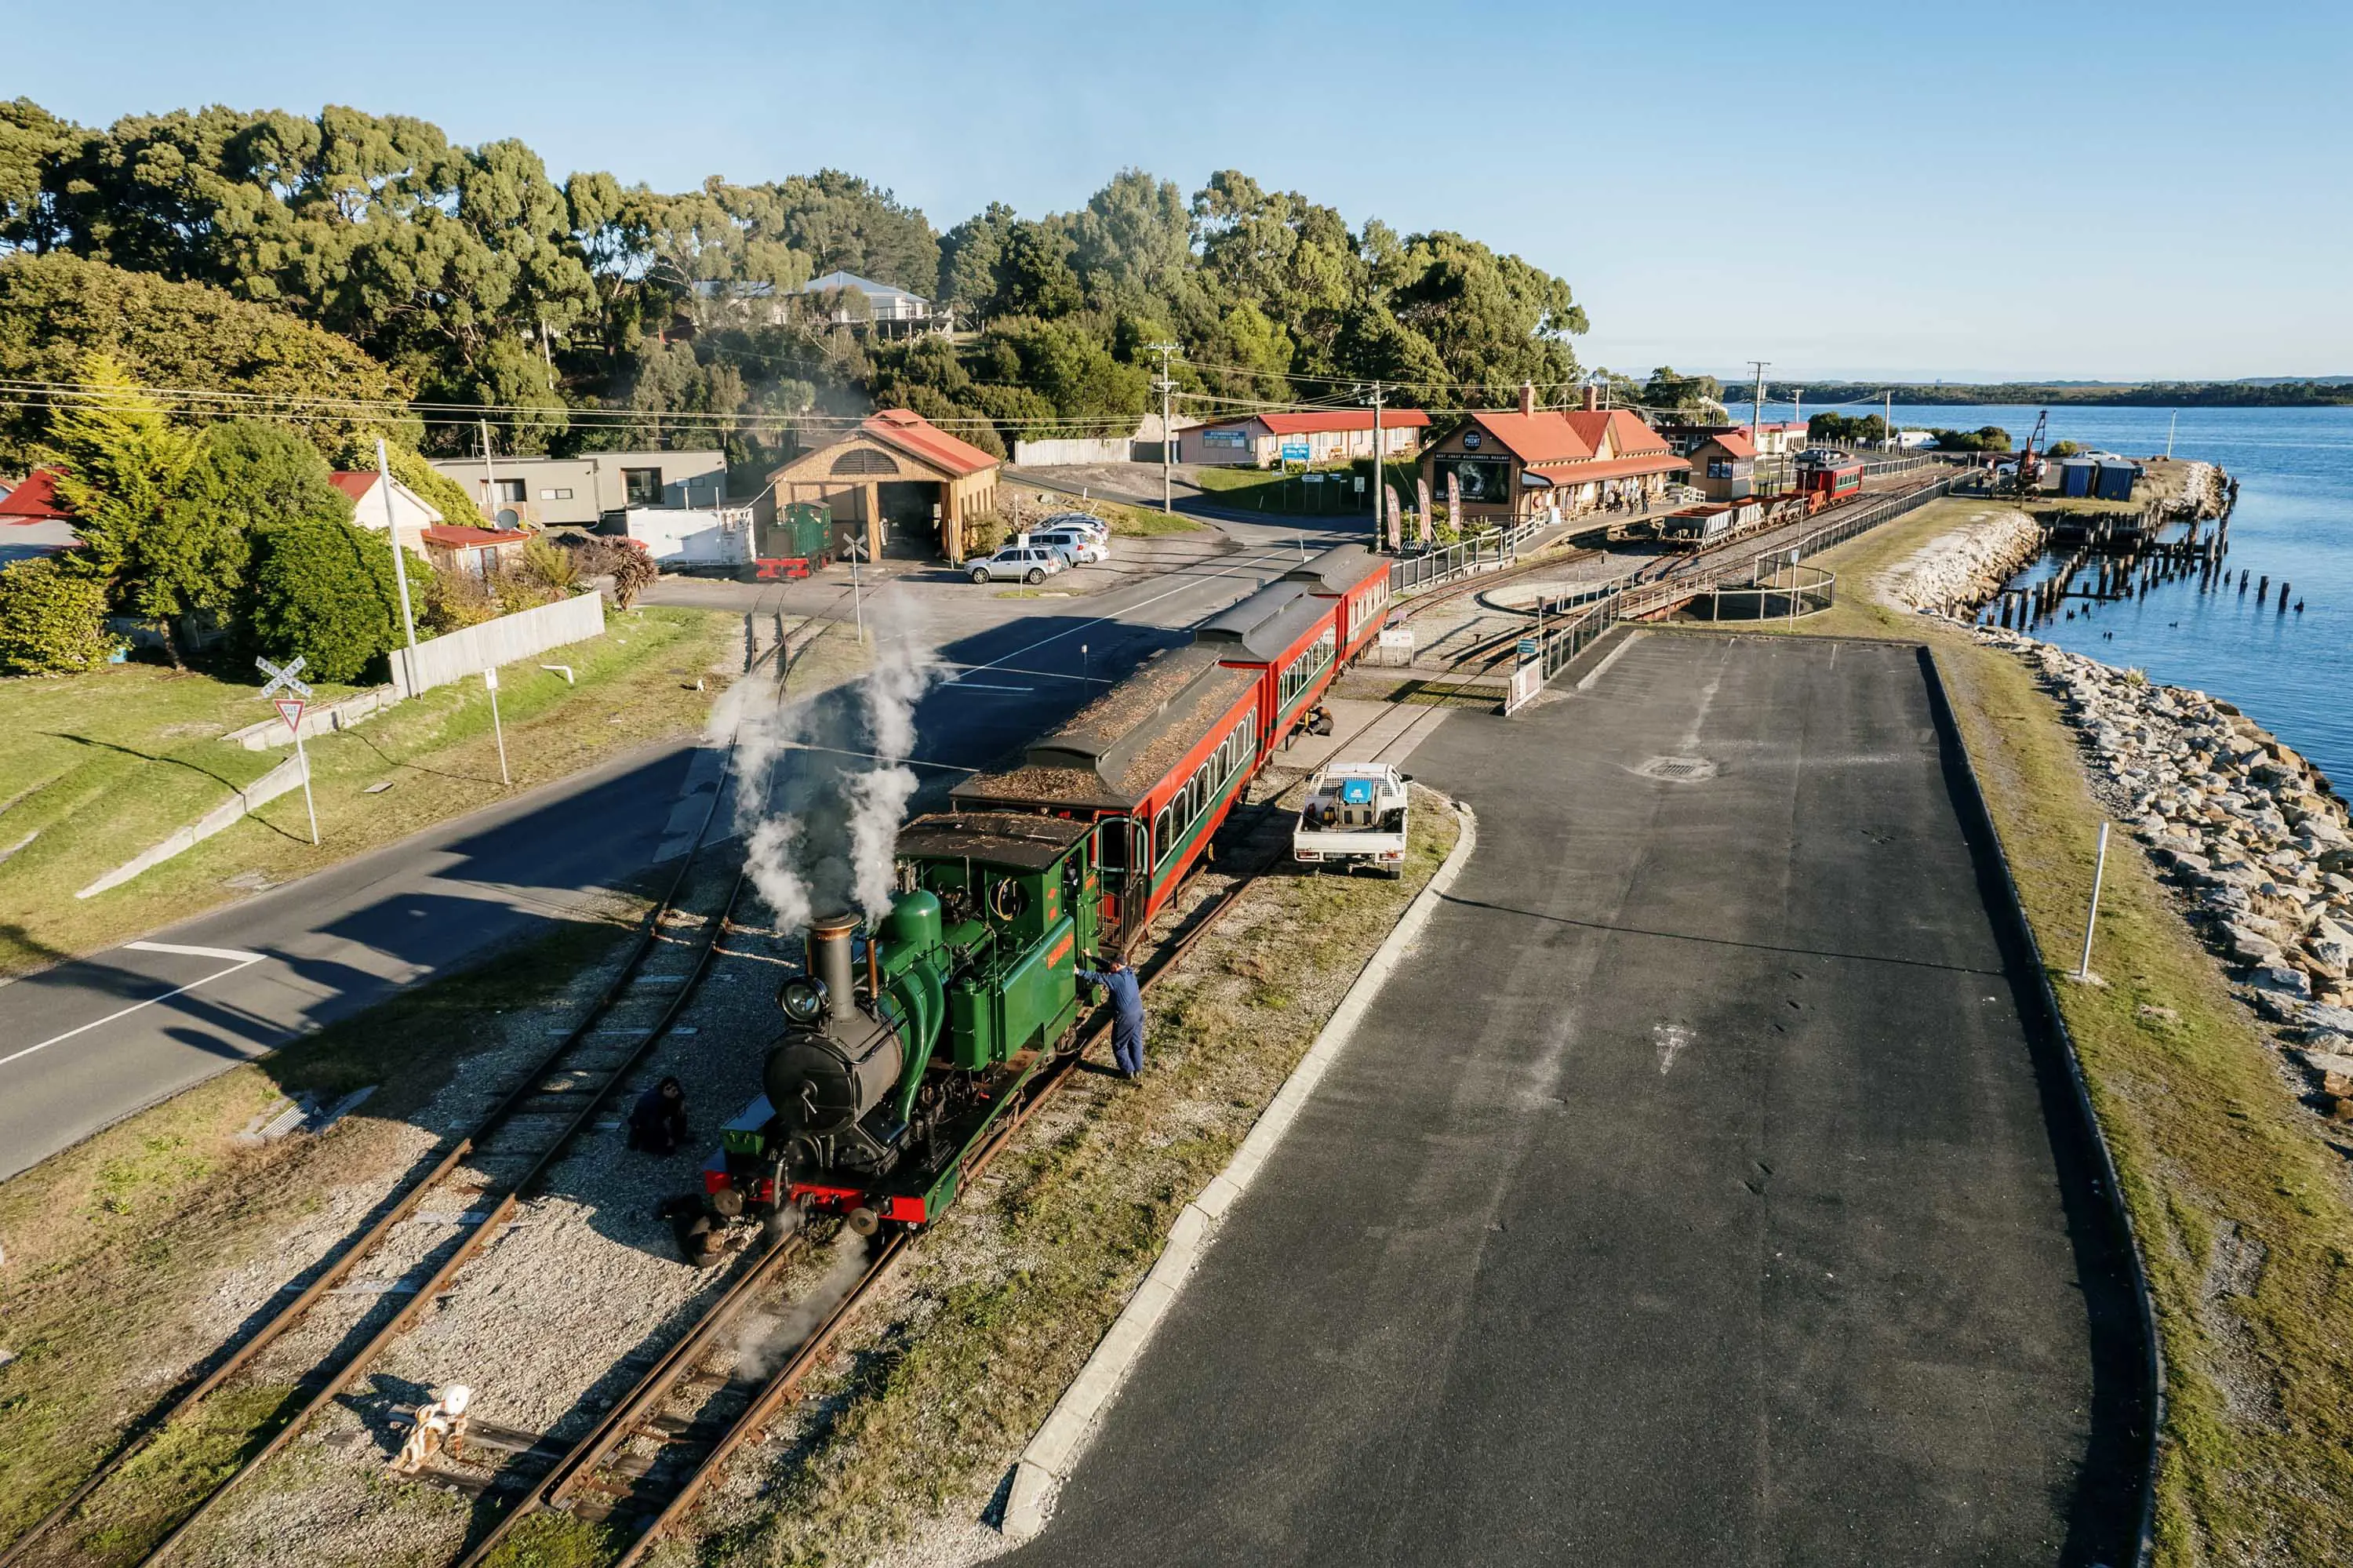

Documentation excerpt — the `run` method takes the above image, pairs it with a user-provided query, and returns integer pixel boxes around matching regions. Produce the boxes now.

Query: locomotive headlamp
[779,976,827,1024]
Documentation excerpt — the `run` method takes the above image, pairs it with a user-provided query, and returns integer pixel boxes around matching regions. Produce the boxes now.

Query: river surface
[1762,402,2353,785]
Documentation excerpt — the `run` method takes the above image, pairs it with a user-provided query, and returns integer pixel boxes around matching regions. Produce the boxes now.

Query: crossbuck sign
[256,654,321,844]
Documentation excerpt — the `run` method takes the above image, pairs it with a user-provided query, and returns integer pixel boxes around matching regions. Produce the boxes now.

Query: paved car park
[1007,631,2141,1566]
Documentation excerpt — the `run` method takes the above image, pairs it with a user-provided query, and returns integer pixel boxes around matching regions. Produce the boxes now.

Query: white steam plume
[731,592,939,933]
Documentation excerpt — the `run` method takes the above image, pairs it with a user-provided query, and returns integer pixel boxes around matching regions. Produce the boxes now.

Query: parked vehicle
[1039,511,1111,540]
[1292,761,1411,878]
[1028,526,1108,566]
[968,544,1067,584]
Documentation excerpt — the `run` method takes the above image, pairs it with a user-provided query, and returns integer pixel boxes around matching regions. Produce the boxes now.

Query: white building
[334,471,446,555]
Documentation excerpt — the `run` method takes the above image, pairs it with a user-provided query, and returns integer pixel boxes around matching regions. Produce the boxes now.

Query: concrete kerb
[998,793,1481,1544]
[1916,644,2162,1568]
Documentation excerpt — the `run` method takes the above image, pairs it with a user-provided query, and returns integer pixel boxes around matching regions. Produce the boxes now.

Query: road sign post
[257,655,319,846]
[484,665,511,788]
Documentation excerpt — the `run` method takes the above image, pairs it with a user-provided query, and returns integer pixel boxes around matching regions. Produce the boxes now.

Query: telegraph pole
[1366,380,1385,547]
[1883,389,1893,451]
[376,439,419,690]
[1147,342,1179,515]
[1747,359,1769,455]
[478,418,500,524]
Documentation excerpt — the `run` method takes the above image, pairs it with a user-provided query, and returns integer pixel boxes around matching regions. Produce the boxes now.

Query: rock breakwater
[1882,508,2045,618]
[1976,625,2353,1111]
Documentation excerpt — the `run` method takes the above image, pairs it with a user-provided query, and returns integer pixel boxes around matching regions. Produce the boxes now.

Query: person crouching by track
[1076,953,1147,1079]
[391,1384,472,1473]
[629,1075,689,1155]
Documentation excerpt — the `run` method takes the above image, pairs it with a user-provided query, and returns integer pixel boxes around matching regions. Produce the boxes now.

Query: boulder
[2304,939,2352,983]
[2251,965,2314,1002]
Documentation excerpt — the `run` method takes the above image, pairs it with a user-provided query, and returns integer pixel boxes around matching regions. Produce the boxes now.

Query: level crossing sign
[256,653,312,701]
[256,654,321,844]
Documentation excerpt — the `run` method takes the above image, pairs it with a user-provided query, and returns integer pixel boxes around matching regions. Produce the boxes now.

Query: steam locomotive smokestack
[809,914,858,1018]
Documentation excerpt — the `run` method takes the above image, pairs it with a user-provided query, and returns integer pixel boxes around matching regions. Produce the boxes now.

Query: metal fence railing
[1505,475,1958,714]
[1387,516,1544,597]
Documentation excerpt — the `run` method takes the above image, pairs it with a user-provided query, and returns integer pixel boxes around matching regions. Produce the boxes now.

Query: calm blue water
[1762,402,2353,785]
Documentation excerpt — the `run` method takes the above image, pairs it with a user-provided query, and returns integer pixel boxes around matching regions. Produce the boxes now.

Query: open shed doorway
[878,481,944,559]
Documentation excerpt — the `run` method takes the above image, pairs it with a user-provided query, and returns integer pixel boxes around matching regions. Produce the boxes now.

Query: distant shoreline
[1770,382,2353,409]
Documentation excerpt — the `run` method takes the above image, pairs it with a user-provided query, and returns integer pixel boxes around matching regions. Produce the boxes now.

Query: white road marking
[1654,1022,1693,1075]
[950,682,1034,693]
[0,947,272,1071]
[124,940,269,962]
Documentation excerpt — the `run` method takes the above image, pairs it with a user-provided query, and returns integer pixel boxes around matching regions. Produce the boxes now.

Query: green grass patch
[1193,464,1369,516]
[0,605,736,974]
[62,1382,302,1562]
[0,914,642,1549]
[702,798,1460,1564]
[478,1509,620,1568]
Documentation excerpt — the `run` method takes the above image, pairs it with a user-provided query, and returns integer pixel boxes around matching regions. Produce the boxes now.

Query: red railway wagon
[1194,578,1341,754]
[1795,451,1864,506]
[951,644,1263,951]
[1282,544,1393,664]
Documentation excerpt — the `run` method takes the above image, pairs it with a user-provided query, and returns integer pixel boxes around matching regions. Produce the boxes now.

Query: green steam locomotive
[703,811,1104,1236]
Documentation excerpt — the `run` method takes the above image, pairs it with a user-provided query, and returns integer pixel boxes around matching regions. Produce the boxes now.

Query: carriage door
[1093,815,1150,955]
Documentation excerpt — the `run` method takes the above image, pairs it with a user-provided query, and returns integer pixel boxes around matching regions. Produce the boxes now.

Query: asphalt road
[1009,631,2140,1566]
[0,515,1353,1181]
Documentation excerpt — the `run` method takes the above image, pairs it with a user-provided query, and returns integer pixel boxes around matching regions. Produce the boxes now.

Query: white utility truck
[1292,762,1411,878]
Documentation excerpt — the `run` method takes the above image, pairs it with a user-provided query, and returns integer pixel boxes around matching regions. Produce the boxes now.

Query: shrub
[423,567,496,633]
[243,518,401,682]
[0,557,115,674]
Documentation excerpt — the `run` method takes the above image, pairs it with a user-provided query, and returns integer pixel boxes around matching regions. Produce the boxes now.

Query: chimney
[809,914,859,1017]
[1581,383,1600,413]
[1518,381,1536,417]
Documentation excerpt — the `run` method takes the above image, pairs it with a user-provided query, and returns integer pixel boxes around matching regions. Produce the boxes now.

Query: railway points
[1001,631,2144,1566]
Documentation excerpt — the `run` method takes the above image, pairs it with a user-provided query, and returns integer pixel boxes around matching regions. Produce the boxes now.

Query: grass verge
[1769,500,2353,1561]
[687,793,1460,1566]
[0,912,644,1552]
[0,605,736,974]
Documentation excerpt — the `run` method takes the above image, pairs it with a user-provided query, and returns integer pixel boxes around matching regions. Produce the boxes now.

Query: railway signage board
[273,697,306,734]
[255,653,320,846]
[1280,441,1311,463]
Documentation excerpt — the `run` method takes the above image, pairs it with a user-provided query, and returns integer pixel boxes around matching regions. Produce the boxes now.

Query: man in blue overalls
[1076,952,1146,1079]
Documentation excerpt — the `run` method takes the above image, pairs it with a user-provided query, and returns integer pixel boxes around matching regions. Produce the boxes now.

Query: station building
[1686,431,1757,500]
[764,409,1002,564]
[1418,385,1683,527]
[1178,409,1429,468]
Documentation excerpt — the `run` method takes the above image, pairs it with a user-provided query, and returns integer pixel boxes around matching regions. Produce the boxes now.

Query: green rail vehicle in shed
[703,811,1104,1238]
[751,500,834,580]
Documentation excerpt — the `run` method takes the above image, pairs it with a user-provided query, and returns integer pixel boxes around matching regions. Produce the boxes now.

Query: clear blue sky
[8,0,2348,382]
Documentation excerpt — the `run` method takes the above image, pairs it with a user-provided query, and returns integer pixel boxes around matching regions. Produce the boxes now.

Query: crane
[2015,408,2049,489]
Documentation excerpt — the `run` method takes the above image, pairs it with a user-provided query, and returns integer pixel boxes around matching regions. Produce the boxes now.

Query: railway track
[0,611,820,1568]
[438,788,1299,1568]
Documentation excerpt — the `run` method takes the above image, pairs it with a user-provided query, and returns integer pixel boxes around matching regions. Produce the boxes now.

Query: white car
[1028,526,1109,566]
[1293,762,1411,878]
[1039,511,1111,540]
[968,544,1067,584]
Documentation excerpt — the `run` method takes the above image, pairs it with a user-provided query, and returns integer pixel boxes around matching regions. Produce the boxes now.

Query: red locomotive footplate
[791,1181,928,1222]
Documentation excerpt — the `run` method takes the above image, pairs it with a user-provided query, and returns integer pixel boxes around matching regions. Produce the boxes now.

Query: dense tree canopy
[2,100,1595,464]
[0,252,413,469]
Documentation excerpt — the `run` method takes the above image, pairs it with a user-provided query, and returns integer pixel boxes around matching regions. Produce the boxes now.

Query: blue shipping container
[2094,461,2136,502]
[2060,459,2097,498]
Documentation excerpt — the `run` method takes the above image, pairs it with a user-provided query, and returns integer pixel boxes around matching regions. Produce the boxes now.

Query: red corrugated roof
[1460,411,1596,466]
[1245,409,1432,436]
[422,525,524,548]
[861,408,1000,478]
[1526,453,1689,486]
[0,468,73,523]
[329,471,377,503]
[1701,431,1756,459]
